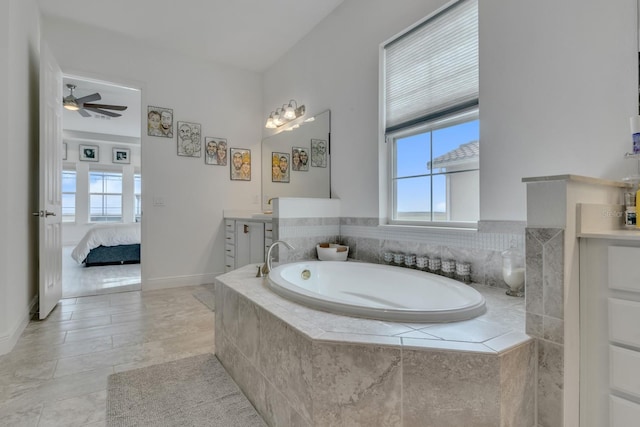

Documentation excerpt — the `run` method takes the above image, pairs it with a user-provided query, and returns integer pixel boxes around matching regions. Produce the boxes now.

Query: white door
[37,42,63,319]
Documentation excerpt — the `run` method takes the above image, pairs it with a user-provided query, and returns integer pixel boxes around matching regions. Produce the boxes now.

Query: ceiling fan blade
[84,107,122,118]
[75,93,101,104]
[77,108,91,117]
[83,103,128,111]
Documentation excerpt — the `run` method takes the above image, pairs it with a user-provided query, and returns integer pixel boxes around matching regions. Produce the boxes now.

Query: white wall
[263,0,638,222]
[0,0,40,355]
[43,16,263,289]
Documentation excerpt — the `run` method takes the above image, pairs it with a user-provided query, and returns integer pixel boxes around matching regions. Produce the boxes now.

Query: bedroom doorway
[61,75,142,298]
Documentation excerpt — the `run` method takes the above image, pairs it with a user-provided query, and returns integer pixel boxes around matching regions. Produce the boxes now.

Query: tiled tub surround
[215,264,535,427]
[525,228,565,427]
[273,216,525,289]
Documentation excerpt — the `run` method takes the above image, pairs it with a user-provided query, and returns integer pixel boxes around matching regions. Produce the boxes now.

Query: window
[383,0,478,226]
[134,173,142,222]
[89,171,122,222]
[61,170,76,222]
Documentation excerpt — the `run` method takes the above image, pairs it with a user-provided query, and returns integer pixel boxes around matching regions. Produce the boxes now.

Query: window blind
[384,0,478,133]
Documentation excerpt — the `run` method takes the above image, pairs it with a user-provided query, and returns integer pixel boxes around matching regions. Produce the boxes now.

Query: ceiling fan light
[63,98,79,111]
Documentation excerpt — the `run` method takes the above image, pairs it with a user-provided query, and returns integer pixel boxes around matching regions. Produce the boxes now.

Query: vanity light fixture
[265,99,306,128]
[265,111,277,129]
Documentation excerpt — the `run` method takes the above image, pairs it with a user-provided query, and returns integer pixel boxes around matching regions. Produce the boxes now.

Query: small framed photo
[62,142,67,161]
[230,148,251,181]
[112,148,131,164]
[292,146,309,171]
[311,139,327,168]
[271,152,290,183]
[79,144,99,162]
[204,137,227,166]
[147,106,173,138]
[177,121,202,157]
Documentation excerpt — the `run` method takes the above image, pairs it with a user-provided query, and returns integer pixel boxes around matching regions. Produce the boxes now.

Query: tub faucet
[260,240,295,276]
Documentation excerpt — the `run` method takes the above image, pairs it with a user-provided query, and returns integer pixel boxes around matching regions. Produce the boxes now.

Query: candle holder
[502,244,525,297]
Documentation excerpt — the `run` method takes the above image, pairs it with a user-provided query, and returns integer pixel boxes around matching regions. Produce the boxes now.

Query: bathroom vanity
[223,212,273,272]
[578,204,640,427]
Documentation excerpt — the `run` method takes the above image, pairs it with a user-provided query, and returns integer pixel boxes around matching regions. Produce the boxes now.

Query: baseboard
[0,294,38,356]
[142,272,223,291]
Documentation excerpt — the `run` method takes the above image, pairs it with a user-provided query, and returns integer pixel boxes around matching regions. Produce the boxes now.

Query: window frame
[387,109,479,228]
[61,169,77,223]
[88,170,124,223]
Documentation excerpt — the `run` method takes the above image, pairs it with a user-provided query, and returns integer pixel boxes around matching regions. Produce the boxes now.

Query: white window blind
[384,0,478,133]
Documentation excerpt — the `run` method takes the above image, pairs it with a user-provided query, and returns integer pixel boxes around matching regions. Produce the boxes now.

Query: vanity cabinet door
[235,221,265,268]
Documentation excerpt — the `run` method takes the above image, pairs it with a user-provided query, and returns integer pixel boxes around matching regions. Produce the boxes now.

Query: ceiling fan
[62,84,128,118]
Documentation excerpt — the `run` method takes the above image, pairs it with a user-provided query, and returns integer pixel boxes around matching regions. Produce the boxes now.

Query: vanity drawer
[610,345,640,398]
[610,395,640,427]
[609,298,640,348]
[225,254,235,272]
[225,230,235,245]
[608,246,640,292]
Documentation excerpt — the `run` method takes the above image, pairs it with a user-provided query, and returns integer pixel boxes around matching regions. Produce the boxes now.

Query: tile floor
[62,245,141,298]
[0,285,215,426]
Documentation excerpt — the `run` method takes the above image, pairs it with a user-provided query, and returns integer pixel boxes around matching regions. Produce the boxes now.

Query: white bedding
[71,223,141,263]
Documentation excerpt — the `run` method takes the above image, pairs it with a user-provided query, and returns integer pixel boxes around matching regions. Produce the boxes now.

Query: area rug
[192,285,215,312]
[107,353,266,426]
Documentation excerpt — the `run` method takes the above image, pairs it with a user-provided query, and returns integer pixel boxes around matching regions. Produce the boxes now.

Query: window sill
[381,222,478,232]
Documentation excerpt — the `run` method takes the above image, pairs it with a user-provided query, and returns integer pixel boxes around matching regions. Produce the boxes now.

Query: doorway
[60,75,142,298]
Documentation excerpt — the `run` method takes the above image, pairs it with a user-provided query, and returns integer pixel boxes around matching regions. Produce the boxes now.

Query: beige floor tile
[0,402,43,427]
[38,390,106,427]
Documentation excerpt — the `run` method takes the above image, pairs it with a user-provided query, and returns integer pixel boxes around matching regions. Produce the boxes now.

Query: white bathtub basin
[267,261,486,322]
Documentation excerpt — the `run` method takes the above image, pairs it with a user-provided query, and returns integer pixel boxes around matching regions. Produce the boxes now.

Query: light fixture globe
[283,100,298,120]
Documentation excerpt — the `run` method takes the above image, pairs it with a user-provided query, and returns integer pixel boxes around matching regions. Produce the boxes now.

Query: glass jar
[502,244,525,297]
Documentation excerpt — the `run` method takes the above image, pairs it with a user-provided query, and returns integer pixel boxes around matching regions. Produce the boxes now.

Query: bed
[71,223,141,266]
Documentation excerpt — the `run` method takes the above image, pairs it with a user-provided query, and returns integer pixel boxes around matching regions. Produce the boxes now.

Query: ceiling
[43,0,344,141]
[37,0,345,73]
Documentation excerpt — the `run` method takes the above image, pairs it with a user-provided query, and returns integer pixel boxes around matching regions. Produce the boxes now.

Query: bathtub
[267,261,486,322]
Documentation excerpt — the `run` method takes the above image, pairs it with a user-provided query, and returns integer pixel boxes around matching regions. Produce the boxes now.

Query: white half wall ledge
[274,197,341,218]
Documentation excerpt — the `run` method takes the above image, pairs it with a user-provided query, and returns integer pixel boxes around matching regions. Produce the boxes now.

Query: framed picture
[291,146,309,171]
[147,106,173,138]
[271,152,290,183]
[230,148,251,181]
[79,144,99,162]
[177,121,201,157]
[204,137,227,166]
[311,139,327,168]
[62,142,67,161]
[112,148,131,164]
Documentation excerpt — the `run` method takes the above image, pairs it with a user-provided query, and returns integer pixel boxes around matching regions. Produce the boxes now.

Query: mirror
[261,110,331,210]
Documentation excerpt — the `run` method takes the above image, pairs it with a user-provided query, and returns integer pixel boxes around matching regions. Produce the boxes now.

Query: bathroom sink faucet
[259,240,295,276]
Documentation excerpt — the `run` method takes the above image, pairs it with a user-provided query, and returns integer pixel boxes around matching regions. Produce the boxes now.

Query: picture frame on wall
[79,144,99,162]
[112,148,131,164]
[271,152,290,183]
[177,121,202,157]
[230,148,251,181]
[311,139,327,168]
[292,146,309,171]
[62,142,67,161]
[147,106,173,138]
[204,137,227,166]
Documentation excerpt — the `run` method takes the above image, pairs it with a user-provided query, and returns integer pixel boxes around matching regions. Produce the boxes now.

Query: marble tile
[543,230,564,319]
[403,349,501,427]
[419,318,512,343]
[0,402,43,427]
[355,237,381,263]
[236,296,260,364]
[525,312,543,339]
[311,342,402,426]
[38,390,106,427]
[257,309,313,420]
[499,340,536,427]
[537,340,563,427]
[483,332,532,354]
[525,229,543,316]
[543,315,564,344]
